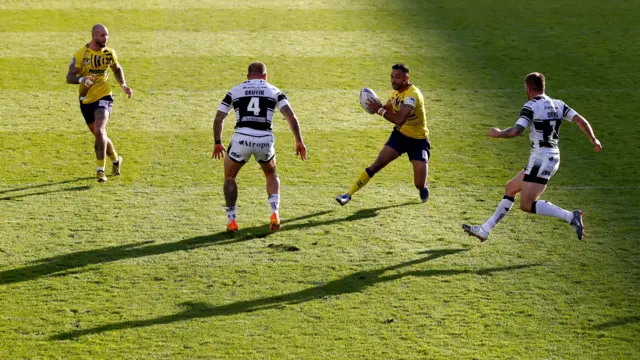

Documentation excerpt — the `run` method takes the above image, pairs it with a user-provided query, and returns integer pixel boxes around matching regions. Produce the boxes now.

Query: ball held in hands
[360,88,382,114]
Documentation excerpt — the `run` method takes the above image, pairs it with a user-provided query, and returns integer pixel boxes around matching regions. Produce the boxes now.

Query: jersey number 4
[247,97,261,115]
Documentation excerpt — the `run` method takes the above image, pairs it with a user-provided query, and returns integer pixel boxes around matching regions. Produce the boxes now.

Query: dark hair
[392,63,409,74]
[248,62,267,75]
[525,72,545,92]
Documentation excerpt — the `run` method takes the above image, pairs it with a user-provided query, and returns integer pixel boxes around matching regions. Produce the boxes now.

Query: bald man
[66,24,133,183]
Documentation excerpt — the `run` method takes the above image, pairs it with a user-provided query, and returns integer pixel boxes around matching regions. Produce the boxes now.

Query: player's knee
[94,128,107,140]
[520,201,533,213]
[505,183,518,197]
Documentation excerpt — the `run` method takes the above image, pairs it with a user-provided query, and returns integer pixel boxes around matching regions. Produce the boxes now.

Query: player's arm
[368,98,412,126]
[572,114,602,151]
[66,64,94,86]
[378,104,412,126]
[488,125,526,138]
[111,63,133,98]
[212,110,228,159]
[280,105,307,160]
[489,105,530,138]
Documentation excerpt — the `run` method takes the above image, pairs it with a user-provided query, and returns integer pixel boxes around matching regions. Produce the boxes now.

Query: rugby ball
[360,88,382,114]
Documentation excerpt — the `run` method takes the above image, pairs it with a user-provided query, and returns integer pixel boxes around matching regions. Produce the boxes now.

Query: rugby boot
[462,224,489,242]
[226,219,239,233]
[269,212,281,231]
[112,156,123,176]
[570,210,585,240]
[97,169,107,183]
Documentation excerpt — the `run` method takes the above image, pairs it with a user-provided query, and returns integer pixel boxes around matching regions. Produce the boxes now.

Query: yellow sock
[348,170,372,196]
[96,159,106,169]
[108,152,118,162]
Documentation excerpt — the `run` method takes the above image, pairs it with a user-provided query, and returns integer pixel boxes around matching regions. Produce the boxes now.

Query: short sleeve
[516,104,533,128]
[71,50,83,69]
[275,91,289,110]
[218,92,233,113]
[109,48,119,66]
[562,102,577,122]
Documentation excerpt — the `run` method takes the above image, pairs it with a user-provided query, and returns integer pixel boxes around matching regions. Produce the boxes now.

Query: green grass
[1,0,639,359]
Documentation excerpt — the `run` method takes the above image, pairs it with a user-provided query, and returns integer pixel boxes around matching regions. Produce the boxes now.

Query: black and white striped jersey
[516,94,577,152]
[218,79,289,135]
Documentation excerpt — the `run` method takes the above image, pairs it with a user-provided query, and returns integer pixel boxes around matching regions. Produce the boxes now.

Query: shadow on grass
[0,185,92,201]
[0,202,415,285]
[0,177,93,195]
[592,316,640,330]
[51,249,541,340]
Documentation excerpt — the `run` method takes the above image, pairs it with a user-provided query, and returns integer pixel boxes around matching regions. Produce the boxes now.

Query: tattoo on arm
[66,67,80,84]
[512,124,526,136]
[113,65,126,85]
[213,111,227,141]
[280,105,303,142]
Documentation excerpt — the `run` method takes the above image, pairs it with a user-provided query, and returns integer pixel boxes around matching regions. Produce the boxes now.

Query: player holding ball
[336,63,431,205]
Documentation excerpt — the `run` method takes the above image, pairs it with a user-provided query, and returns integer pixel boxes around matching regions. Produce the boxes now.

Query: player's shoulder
[73,44,89,55]
[102,47,117,56]
[522,98,537,109]
[406,84,423,99]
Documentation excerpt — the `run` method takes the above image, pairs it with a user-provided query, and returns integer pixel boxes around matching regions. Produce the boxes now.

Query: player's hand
[212,143,226,159]
[367,98,382,113]
[592,138,602,152]
[80,76,95,88]
[296,141,307,161]
[488,127,502,137]
[122,85,133,98]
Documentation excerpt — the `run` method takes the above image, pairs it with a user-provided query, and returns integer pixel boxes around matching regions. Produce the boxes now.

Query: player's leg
[408,137,431,202]
[93,107,110,183]
[223,155,244,232]
[259,157,280,230]
[336,130,406,206]
[336,145,399,206]
[255,134,280,230]
[87,110,121,176]
[462,170,522,242]
[521,154,584,239]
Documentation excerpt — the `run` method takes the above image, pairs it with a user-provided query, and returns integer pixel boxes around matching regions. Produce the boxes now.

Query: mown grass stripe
[0,31,454,58]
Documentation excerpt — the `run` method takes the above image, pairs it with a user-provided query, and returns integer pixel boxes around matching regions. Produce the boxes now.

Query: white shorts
[227,131,276,164]
[523,151,560,185]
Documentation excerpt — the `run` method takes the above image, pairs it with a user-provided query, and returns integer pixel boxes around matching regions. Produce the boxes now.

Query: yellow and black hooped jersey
[388,84,428,139]
[71,45,119,104]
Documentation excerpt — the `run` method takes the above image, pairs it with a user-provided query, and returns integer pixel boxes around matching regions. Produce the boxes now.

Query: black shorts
[384,129,431,162]
[80,95,113,124]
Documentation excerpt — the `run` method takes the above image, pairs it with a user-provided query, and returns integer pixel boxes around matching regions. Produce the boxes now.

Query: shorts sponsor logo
[70,57,76,67]
[541,170,552,176]
[98,100,111,107]
[238,139,270,149]
[230,151,241,158]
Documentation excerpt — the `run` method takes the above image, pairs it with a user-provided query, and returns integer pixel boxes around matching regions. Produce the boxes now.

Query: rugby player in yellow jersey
[66,24,133,183]
[336,64,430,205]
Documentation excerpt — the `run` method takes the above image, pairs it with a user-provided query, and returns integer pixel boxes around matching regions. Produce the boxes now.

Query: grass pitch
[0,0,638,359]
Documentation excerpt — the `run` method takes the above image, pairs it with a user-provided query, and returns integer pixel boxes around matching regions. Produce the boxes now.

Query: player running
[66,24,133,183]
[336,64,431,205]
[212,62,307,232]
[463,72,602,242]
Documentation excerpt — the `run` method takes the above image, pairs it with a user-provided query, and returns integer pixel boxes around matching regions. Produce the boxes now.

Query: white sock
[225,206,236,223]
[533,200,573,223]
[268,194,280,215]
[96,166,105,171]
[482,195,514,231]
